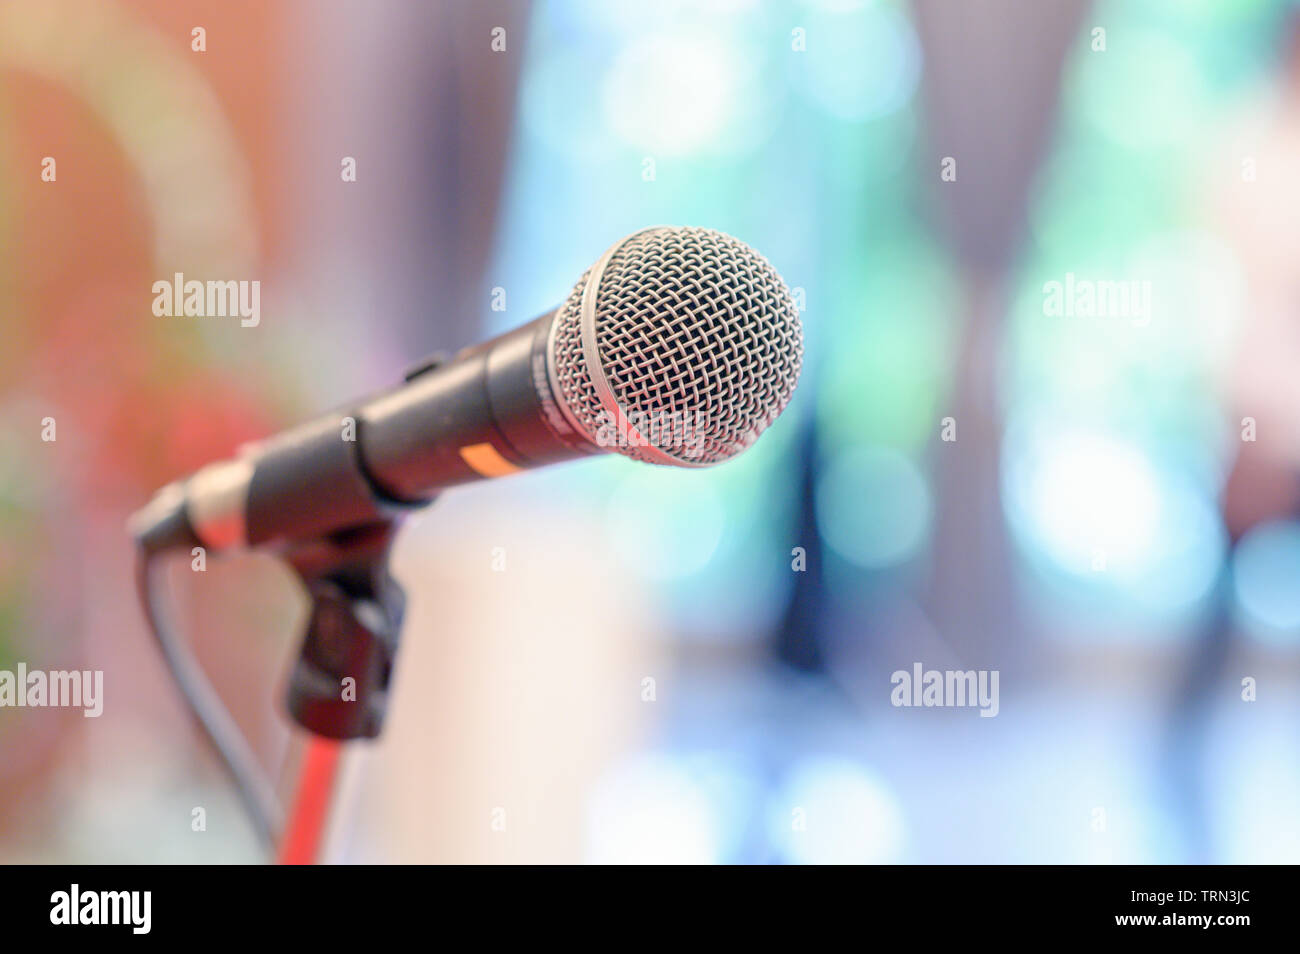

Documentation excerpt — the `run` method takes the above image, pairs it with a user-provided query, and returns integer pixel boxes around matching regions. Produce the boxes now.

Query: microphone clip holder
[282,518,408,740]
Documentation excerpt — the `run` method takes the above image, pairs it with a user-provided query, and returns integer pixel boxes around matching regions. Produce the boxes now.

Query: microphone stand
[134,360,453,863]
[276,517,410,864]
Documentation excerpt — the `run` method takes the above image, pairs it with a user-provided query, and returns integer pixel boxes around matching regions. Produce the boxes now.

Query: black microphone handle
[358,308,593,505]
[132,309,598,554]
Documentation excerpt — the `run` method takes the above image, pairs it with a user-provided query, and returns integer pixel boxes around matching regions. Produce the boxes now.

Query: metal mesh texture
[548,227,803,465]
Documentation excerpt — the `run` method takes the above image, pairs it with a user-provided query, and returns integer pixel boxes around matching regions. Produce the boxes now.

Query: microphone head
[546,226,804,466]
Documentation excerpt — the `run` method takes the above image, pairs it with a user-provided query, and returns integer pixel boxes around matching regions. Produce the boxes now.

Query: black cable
[133,544,282,851]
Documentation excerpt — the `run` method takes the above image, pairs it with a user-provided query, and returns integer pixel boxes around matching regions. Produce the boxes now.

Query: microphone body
[131,226,804,555]
[136,310,587,554]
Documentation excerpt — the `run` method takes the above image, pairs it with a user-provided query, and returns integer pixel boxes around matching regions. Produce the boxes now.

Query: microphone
[130,226,804,554]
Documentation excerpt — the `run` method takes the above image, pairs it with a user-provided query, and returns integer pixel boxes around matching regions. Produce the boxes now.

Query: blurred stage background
[2,0,1300,863]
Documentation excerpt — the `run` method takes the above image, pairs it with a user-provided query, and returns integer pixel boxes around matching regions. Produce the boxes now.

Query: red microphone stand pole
[279,737,343,864]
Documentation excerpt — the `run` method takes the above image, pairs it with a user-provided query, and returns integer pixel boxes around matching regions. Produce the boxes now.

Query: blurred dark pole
[1160,564,1234,864]
[776,420,827,673]
[912,0,1090,661]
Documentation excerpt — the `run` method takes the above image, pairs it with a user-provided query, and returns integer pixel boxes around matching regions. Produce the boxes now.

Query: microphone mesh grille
[549,227,803,465]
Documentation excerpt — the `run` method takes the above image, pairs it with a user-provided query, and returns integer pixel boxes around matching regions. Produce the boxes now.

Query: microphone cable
[133,543,283,853]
